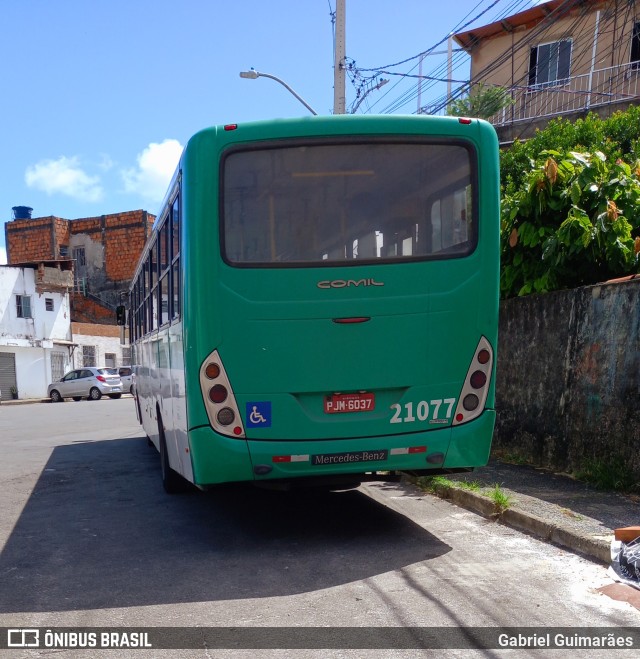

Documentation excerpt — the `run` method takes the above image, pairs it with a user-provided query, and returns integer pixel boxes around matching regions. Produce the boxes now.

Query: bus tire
[158,419,189,494]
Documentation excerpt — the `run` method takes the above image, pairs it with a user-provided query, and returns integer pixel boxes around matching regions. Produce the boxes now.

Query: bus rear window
[222,141,475,266]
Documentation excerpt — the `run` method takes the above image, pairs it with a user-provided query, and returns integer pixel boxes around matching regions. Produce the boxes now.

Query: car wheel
[89,387,102,401]
[109,393,122,399]
[50,389,63,403]
[158,415,189,494]
[130,385,134,394]
[72,397,82,402]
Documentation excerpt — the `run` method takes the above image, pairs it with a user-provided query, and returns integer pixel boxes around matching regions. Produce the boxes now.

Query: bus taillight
[199,351,245,439]
[452,337,494,426]
[209,384,228,403]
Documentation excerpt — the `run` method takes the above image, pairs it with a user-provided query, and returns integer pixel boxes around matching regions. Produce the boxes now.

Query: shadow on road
[0,437,450,612]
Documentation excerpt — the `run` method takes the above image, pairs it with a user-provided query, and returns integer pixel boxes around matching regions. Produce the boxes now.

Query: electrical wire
[357,0,536,114]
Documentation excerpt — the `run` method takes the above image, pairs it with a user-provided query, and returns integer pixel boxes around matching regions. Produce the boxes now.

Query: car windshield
[99,368,119,376]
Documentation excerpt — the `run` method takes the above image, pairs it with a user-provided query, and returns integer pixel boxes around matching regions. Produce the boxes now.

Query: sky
[0,0,543,264]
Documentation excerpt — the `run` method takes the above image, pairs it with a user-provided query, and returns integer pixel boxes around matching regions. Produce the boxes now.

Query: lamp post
[239,69,318,116]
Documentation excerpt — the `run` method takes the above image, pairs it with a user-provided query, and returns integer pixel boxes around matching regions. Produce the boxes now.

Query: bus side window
[171,194,180,321]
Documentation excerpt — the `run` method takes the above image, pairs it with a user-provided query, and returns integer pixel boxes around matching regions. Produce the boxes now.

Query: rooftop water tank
[12,206,33,220]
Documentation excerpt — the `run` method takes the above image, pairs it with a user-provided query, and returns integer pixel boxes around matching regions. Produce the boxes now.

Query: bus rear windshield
[222,141,475,266]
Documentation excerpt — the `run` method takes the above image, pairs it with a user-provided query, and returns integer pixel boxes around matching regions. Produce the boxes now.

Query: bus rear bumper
[444,409,495,469]
[246,410,495,482]
[189,410,495,486]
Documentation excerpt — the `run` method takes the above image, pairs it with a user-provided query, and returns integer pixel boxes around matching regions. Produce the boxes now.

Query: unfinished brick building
[5,207,155,323]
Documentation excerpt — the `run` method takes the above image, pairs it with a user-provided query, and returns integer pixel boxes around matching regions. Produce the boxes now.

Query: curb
[428,483,611,565]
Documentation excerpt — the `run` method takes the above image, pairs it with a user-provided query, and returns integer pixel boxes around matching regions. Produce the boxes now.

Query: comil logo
[8,629,39,648]
[317,278,384,289]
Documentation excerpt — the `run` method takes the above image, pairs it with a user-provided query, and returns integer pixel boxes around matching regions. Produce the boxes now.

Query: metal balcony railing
[489,61,640,126]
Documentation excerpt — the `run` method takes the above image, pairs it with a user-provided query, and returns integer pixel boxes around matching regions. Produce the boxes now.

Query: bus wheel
[158,420,189,494]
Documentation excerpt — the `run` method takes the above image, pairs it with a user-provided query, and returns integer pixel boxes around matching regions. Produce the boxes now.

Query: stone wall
[494,277,640,479]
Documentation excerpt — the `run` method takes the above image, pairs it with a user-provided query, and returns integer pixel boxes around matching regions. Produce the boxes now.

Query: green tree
[500,149,640,298]
[447,83,514,120]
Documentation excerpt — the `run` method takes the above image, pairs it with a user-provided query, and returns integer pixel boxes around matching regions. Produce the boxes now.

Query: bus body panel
[131,115,500,487]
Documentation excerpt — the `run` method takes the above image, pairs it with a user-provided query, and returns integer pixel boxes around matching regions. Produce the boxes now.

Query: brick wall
[70,292,118,324]
[5,209,155,321]
[5,216,59,263]
[100,211,154,282]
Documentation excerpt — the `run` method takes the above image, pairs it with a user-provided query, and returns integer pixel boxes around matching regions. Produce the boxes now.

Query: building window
[59,245,69,258]
[73,246,86,267]
[631,22,640,68]
[45,298,54,311]
[122,346,132,365]
[16,295,32,318]
[82,345,96,367]
[529,39,572,87]
[105,352,116,368]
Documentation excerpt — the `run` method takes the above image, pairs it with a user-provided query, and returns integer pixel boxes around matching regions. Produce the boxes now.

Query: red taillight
[458,117,472,124]
[453,337,493,427]
[209,385,228,404]
[200,350,246,439]
[333,317,371,324]
[477,349,491,365]
[470,370,487,389]
[96,375,106,382]
[224,124,238,131]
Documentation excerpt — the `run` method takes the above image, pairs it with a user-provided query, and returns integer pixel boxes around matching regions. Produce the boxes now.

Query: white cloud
[25,156,103,202]
[0,246,6,265]
[121,139,183,204]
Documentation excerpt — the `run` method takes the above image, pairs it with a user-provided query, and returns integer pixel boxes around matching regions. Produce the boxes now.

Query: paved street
[0,399,638,657]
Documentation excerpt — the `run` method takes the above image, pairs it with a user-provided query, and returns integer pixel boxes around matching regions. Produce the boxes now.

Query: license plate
[111,387,122,392]
[324,392,375,414]
[312,449,388,466]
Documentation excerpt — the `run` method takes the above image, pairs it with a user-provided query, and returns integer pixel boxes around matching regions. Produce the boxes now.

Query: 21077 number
[389,398,456,424]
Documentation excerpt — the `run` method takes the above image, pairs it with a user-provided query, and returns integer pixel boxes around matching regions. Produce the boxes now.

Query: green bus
[127,115,500,493]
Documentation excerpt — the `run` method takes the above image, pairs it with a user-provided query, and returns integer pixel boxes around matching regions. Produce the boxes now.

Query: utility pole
[333,0,346,114]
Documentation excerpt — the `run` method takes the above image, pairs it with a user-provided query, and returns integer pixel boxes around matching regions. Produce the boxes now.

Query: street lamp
[239,69,318,116]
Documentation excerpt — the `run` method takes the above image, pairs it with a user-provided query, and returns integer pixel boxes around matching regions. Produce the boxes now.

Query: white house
[0,261,74,401]
[71,322,132,369]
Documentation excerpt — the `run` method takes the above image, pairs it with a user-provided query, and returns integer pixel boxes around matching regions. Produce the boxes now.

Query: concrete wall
[0,265,73,399]
[71,323,130,369]
[494,277,640,479]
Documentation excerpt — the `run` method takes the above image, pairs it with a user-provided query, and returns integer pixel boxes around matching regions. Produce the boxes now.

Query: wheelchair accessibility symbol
[246,401,272,428]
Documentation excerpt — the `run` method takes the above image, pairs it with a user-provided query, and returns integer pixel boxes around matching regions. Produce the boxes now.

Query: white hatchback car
[118,366,134,393]
[48,367,123,402]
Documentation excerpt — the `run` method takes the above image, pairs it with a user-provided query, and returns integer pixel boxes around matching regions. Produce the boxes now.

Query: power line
[355,0,535,114]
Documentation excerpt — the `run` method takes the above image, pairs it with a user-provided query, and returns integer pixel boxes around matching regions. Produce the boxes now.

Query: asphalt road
[0,399,638,657]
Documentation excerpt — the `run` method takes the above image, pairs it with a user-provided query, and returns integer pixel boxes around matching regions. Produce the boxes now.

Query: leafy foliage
[499,107,640,298]
[447,83,514,120]
[501,106,640,193]
[501,150,640,297]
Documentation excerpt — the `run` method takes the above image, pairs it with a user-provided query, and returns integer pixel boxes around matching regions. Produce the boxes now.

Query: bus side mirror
[116,305,127,326]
